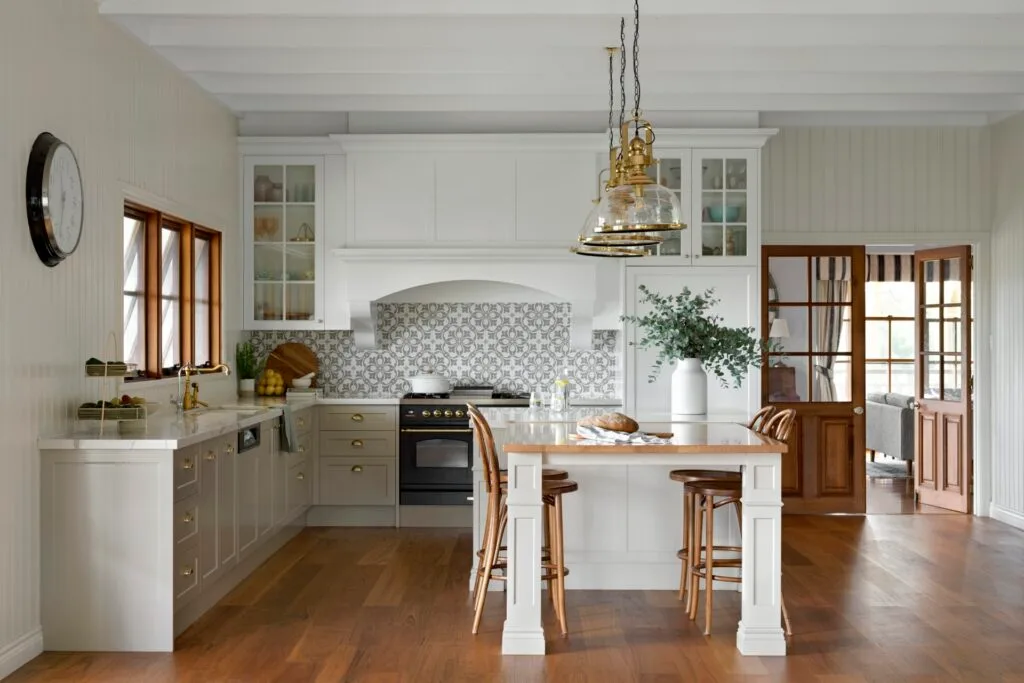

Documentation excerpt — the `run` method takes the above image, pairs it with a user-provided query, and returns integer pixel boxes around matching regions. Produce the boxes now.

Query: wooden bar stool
[748,405,777,433]
[467,404,577,636]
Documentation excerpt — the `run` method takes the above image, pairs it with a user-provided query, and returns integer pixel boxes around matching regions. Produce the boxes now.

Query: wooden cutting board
[264,342,319,388]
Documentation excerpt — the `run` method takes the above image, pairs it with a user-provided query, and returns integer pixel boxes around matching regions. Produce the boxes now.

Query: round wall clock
[26,132,84,267]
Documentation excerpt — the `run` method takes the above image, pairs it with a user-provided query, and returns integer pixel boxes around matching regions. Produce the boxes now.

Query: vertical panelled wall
[0,0,239,674]
[990,114,1024,528]
[762,127,990,237]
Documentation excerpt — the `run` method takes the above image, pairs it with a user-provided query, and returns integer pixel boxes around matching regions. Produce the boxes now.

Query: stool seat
[499,468,569,482]
[669,469,740,485]
[683,479,742,498]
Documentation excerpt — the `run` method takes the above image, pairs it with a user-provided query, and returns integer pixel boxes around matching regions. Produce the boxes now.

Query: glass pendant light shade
[593,176,684,235]
[576,198,663,249]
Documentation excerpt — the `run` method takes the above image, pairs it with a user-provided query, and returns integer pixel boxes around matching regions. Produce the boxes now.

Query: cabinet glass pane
[725,191,747,223]
[254,244,284,282]
[286,283,316,321]
[253,205,283,243]
[286,244,315,283]
[660,158,682,190]
[286,205,315,243]
[724,225,747,256]
[725,158,747,190]
[701,158,724,190]
[702,191,723,223]
[701,224,725,256]
[255,283,283,321]
[254,165,283,203]
[286,165,316,203]
[656,232,682,256]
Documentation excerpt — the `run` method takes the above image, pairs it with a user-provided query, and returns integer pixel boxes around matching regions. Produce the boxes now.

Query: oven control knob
[432,409,442,417]
[455,409,465,418]
[421,410,430,417]
[444,409,453,417]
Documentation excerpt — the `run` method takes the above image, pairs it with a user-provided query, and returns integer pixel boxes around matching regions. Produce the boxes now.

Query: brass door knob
[351,414,364,422]
[351,465,363,473]
[352,439,364,448]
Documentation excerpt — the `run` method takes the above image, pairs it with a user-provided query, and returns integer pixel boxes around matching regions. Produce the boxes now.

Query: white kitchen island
[498,418,787,657]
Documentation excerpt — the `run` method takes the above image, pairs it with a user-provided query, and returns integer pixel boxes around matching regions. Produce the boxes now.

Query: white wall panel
[762,127,990,237]
[989,114,1024,527]
[0,0,238,675]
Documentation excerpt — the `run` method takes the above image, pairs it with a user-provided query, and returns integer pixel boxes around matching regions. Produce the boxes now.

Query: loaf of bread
[577,411,639,434]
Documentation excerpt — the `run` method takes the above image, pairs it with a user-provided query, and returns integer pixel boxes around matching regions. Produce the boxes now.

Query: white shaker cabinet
[198,435,237,588]
[623,265,761,417]
[514,152,597,245]
[435,153,516,243]
[349,152,434,244]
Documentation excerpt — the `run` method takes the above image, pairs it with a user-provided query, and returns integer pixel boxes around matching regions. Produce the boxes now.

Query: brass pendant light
[588,0,686,239]
[572,19,661,257]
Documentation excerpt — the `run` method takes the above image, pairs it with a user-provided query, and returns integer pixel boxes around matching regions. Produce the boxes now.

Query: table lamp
[768,317,790,367]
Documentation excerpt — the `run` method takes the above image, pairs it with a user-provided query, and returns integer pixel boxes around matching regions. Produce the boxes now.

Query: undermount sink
[187,406,271,417]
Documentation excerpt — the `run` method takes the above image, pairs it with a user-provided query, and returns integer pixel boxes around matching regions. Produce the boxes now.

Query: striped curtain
[922,258,960,283]
[814,257,852,282]
[866,254,914,282]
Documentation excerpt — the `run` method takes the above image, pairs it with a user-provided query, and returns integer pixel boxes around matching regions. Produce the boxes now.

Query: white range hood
[328,248,622,349]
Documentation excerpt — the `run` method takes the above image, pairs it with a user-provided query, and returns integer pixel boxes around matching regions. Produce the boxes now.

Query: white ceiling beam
[156,46,1024,75]
[217,93,1020,113]
[98,0,1024,16]
[125,16,1024,49]
[191,71,1024,96]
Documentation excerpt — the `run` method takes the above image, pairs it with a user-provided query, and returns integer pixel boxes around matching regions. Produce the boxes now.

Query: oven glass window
[415,439,469,468]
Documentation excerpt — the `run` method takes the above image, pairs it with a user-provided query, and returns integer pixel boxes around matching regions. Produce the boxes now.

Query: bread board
[264,342,319,388]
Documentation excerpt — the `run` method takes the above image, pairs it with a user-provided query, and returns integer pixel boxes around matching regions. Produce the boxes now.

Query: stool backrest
[467,403,501,497]
[762,408,796,443]
[748,405,778,433]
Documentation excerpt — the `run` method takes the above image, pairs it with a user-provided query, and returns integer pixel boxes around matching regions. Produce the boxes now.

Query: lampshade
[769,317,790,339]
[575,197,664,252]
[591,181,684,235]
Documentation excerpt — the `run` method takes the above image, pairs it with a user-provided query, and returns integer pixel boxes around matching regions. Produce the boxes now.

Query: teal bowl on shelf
[708,205,741,223]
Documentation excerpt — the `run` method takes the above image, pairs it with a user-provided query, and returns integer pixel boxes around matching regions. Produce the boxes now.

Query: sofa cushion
[882,392,915,409]
[866,392,888,404]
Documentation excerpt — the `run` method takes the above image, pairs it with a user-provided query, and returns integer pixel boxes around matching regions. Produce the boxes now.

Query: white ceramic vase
[239,378,256,395]
[671,358,707,415]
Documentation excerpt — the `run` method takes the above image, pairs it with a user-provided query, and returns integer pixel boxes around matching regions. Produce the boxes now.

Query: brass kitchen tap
[176,362,231,411]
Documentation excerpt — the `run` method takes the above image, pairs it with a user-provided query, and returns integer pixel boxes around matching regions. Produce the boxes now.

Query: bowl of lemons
[257,369,285,396]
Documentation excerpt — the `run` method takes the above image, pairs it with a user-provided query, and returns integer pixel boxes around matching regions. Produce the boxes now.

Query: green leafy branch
[620,285,765,388]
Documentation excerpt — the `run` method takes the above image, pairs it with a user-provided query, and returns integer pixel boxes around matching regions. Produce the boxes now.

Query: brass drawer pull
[182,566,194,576]
[298,418,306,427]
[297,445,306,453]
[205,451,216,461]
[351,439,364,448]
[351,465,363,473]
[351,414,364,422]
[225,445,234,454]
[182,458,194,470]
[296,472,305,480]
[183,512,194,523]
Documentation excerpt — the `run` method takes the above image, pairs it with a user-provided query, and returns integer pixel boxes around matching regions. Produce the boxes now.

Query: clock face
[47,143,83,255]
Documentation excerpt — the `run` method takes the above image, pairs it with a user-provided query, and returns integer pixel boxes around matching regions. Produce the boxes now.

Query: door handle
[911,400,921,409]
[853,406,864,415]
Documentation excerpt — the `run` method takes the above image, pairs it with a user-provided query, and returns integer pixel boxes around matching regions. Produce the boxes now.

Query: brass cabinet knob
[297,445,306,453]
[444,409,453,417]
[351,465,363,473]
[351,439,363,448]
[205,451,216,461]
[298,418,305,427]
[351,414,364,422]
[296,472,305,480]
[182,459,194,470]
[225,445,234,454]
[183,512,194,523]
[182,566,194,576]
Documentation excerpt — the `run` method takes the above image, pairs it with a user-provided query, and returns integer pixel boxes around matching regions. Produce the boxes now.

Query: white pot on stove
[407,371,452,395]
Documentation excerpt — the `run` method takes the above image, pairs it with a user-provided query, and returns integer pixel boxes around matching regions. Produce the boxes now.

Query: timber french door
[762,246,867,514]
[914,246,973,513]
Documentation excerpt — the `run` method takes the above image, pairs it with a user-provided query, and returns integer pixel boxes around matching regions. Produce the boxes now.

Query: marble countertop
[503,421,784,454]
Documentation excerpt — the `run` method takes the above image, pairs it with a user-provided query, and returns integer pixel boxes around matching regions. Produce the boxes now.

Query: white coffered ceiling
[99,0,1024,132]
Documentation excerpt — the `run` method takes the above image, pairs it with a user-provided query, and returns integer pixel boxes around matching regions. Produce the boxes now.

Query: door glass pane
[415,439,469,468]
[769,257,809,301]
[944,357,964,401]
[813,257,852,302]
[890,320,914,359]
[770,306,809,353]
[865,320,889,359]
[924,319,941,353]
[812,355,851,401]
[942,257,962,304]
[866,361,890,394]
[923,355,942,399]
[922,261,942,305]
[768,356,808,402]
[943,305,962,353]
[812,306,851,354]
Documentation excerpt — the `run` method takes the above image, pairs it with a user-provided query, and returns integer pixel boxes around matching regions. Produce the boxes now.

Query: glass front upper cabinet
[691,150,757,266]
[244,157,324,330]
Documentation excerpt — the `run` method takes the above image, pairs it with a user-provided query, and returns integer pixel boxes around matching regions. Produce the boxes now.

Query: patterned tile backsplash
[248,303,619,398]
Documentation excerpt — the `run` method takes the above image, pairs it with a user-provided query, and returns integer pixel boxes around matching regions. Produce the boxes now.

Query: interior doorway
[762,244,977,516]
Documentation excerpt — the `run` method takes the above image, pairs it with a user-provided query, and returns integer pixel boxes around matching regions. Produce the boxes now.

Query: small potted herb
[235,342,261,395]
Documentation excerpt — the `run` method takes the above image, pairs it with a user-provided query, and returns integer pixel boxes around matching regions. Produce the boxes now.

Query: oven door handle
[400,428,474,433]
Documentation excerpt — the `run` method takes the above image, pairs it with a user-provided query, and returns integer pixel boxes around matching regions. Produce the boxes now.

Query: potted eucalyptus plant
[621,285,764,415]
[235,341,261,395]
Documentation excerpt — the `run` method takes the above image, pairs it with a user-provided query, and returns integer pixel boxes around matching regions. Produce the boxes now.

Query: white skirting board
[990,503,1024,531]
[398,505,472,528]
[306,505,396,527]
[0,628,43,680]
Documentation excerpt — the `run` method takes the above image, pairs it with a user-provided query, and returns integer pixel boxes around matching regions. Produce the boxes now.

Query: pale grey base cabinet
[39,410,314,652]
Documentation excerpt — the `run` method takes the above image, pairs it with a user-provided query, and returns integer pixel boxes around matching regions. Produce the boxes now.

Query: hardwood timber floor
[11,516,1024,683]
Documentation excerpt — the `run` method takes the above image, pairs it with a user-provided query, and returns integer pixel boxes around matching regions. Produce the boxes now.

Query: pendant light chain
[607,49,614,151]
[632,0,641,133]
[619,17,627,140]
